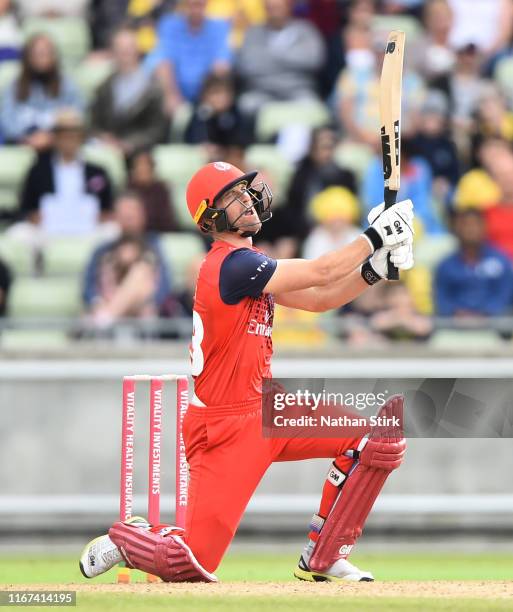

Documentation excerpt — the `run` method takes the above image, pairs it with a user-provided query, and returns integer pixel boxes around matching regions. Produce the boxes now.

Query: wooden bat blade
[380,30,405,197]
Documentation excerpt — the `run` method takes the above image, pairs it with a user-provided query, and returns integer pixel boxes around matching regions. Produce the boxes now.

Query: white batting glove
[360,240,414,285]
[362,199,414,253]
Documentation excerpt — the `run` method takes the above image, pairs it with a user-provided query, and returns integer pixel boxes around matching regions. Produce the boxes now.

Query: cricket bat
[379,30,405,281]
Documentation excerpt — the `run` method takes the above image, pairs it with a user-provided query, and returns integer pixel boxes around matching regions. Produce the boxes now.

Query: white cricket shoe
[294,540,374,582]
[79,516,149,578]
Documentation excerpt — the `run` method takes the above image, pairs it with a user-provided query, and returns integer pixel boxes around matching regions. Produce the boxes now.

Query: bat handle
[384,188,400,281]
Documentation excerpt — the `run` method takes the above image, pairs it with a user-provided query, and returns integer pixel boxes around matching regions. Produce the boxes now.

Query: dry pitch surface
[8,581,513,599]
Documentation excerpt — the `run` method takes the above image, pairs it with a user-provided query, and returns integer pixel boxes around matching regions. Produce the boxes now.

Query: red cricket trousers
[182,400,362,573]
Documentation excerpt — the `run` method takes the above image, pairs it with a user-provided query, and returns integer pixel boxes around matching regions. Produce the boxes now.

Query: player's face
[221,183,262,234]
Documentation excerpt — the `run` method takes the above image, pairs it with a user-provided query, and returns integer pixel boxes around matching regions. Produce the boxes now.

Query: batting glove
[362,199,414,253]
[361,241,414,285]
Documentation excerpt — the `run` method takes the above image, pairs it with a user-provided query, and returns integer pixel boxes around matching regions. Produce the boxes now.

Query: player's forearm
[313,269,370,312]
[311,236,372,286]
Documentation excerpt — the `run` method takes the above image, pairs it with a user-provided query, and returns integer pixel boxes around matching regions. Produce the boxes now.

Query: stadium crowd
[1,0,513,346]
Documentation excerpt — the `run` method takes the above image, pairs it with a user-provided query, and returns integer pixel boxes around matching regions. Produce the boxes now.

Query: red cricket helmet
[186,161,272,234]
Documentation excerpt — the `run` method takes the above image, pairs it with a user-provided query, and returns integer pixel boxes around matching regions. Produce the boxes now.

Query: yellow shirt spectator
[207,0,265,47]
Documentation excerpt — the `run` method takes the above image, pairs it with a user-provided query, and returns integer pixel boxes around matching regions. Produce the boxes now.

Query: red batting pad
[309,395,406,572]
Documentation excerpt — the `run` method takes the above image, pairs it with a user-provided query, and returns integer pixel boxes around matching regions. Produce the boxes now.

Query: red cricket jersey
[190,240,276,407]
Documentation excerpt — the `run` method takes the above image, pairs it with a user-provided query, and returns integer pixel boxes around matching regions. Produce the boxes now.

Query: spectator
[363,139,446,235]
[435,208,513,317]
[302,186,361,259]
[13,0,90,18]
[369,283,433,341]
[184,72,252,150]
[0,33,82,149]
[91,27,168,155]
[448,0,513,58]
[236,0,325,116]
[162,254,203,318]
[471,85,513,154]
[410,90,460,203]
[126,148,179,233]
[0,0,22,62]
[410,0,455,84]
[432,43,488,134]
[83,192,172,327]
[9,109,113,248]
[283,126,357,242]
[151,0,232,113]
[0,257,12,317]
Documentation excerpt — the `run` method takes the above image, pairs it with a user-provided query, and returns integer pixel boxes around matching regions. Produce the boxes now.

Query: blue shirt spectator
[362,150,446,235]
[0,33,82,149]
[149,1,231,107]
[435,209,513,317]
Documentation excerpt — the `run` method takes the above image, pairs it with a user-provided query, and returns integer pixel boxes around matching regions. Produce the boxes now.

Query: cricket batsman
[80,162,412,583]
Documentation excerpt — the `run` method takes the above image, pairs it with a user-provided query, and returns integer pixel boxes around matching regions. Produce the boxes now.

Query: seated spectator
[432,43,488,135]
[236,0,325,116]
[185,74,253,148]
[302,186,361,259]
[91,27,168,155]
[151,0,232,114]
[410,90,460,203]
[369,283,433,342]
[363,140,446,235]
[126,148,178,233]
[0,33,82,149]
[83,192,172,328]
[9,109,113,249]
[471,85,513,155]
[435,208,513,317]
[184,72,252,150]
[162,254,203,319]
[410,0,455,84]
[283,125,357,242]
[448,0,513,58]
[14,0,90,18]
[0,0,21,62]
[0,256,12,316]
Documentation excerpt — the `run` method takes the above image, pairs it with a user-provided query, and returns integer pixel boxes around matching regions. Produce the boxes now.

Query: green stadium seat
[43,236,99,276]
[74,59,113,104]
[153,145,208,228]
[0,329,70,350]
[0,61,20,95]
[159,232,206,290]
[22,17,91,66]
[414,234,457,272]
[255,100,331,142]
[429,329,504,350]
[8,277,82,318]
[0,146,35,213]
[0,235,35,276]
[82,143,126,190]
[334,142,373,183]
[245,145,293,205]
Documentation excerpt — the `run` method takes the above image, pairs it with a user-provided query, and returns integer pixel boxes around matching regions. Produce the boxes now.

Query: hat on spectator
[310,186,359,224]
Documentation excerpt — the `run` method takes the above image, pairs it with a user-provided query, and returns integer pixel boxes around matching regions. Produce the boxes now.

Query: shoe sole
[294,567,374,583]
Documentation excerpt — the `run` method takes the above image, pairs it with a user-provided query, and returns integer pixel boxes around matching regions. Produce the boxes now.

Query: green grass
[2,553,512,611]
[3,552,513,584]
